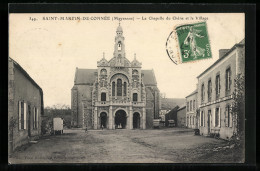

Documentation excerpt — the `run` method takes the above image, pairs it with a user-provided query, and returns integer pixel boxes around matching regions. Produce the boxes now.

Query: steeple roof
[116,25,123,32]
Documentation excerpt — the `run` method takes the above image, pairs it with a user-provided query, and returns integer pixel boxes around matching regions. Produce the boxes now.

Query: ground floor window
[18,101,27,130]
[215,107,221,127]
[33,107,38,129]
[226,105,232,127]
[200,111,204,127]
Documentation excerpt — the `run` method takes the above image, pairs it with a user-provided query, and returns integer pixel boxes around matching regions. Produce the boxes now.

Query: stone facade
[177,106,186,127]
[8,57,44,154]
[186,90,198,129]
[197,40,245,139]
[71,25,160,129]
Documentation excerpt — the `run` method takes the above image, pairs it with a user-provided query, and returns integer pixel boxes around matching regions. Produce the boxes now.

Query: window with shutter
[33,107,36,129]
[204,111,206,127]
[36,108,39,129]
[216,75,220,99]
[208,79,212,102]
[24,102,27,130]
[212,108,215,127]
[215,107,219,127]
[225,106,228,127]
[21,102,24,129]
[219,107,221,127]
[201,84,205,102]
[229,108,233,128]
[200,111,202,126]
[225,68,231,95]
[18,101,21,130]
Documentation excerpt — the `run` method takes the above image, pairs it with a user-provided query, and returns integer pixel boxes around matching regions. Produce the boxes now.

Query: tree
[231,74,245,145]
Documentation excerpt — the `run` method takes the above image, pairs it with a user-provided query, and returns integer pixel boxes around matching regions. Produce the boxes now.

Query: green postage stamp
[166,22,212,64]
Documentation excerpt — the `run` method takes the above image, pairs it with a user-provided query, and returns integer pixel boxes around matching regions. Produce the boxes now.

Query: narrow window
[112,82,115,96]
[187,102,189,112]
[216,75,220,99]
[117,79,122,96]
[208,79,212,101]
[215,108,219,127]
[118,41,122,51]
[123,82,127,96]
[193,100,195,110]
[18,101,26,130]
[227,105,232,127]
[33,107,36,129]
[226,68,231,94]
[133,93,138,102]
[101,93,106,101]
[201,84,205,102]
[33,107,38,129]
[21,102,24,129]
[190,100,192,111]
[200,111,204,126]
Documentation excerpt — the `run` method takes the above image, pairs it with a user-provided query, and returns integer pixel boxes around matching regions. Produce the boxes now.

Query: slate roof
[197,39,245,79]
[9,57,44,115]
[177,104,186,111]
[10,57,43,92]
[74,68,97,84]
[161,98,186,110]
[74,68,157,86]
[185,89,198,98]
[141,69,157,86]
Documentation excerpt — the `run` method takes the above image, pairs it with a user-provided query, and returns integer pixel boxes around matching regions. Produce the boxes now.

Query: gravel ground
[9,128,243,163]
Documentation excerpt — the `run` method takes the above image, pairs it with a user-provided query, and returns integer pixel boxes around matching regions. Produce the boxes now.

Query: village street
[9,128,243,163]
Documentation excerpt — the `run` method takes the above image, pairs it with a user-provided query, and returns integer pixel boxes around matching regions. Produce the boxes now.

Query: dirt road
[9,128,243,163]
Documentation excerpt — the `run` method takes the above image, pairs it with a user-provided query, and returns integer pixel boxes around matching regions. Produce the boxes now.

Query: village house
[160,97,185,126]
[197,39,245,139]
[8,57,44,153]
[164,106,179,127]
[176,105,187,127]
[186,90,198,129]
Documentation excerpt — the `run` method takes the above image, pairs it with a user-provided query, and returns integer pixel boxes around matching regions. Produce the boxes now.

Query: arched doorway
[133,112,140,129]
[100,112,107,129]
[115,110,127,129]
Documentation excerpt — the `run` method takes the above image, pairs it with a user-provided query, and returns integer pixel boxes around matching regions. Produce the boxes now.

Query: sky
[9,13,244,107]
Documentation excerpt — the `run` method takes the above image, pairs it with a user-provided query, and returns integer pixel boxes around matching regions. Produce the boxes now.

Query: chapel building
[71,24,160,130]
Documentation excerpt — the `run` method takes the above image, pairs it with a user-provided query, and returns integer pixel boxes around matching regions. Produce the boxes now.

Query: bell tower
[114,23,126,67]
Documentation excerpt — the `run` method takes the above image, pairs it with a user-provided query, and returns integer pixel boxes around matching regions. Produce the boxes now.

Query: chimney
[219,49,230,59]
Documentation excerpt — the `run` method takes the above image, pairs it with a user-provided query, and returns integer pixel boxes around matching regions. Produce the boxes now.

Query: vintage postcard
[8,12,246,164]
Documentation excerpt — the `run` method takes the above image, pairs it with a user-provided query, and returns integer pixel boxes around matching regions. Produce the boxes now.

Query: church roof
[74,68,157,86]
[141,69,157,86]
[117,25,123,32]
[74,68,97,84]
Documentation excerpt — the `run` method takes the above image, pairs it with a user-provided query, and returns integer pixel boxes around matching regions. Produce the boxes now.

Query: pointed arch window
[123,82,127,96]
[112,82,115,96]
[117,79,122,96]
